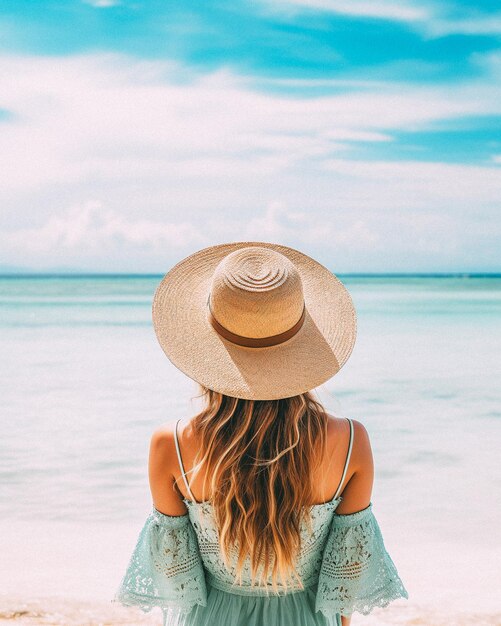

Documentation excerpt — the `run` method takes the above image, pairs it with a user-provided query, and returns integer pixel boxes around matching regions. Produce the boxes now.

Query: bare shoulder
[350,418,374,472]
[148,422,187,516]
[326,415,374,471]
[325,413,367,439]
[149,422,179,476]
[326,416,374,512]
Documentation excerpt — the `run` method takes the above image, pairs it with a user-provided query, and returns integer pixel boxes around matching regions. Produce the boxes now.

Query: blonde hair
[188,384,329,592]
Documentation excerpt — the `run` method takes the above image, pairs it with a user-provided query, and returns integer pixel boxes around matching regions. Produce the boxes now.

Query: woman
[114,242,408,626]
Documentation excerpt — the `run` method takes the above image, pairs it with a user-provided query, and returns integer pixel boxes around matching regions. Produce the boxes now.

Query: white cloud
[241,203,339,244]
[0,52,499,196]
[424,14,501,37]
[260,0,501,36]
[322,158,501,208]
[261,0,428,21]
[0,202,205,270]
[0,53,500,271]
[83,0,120,7]
[241,204,381,248]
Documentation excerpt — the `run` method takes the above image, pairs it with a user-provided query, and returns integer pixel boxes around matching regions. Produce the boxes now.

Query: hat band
[207,298,306,348]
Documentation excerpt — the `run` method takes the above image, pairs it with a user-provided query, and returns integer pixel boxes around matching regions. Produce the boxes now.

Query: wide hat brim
[152,241,357,400]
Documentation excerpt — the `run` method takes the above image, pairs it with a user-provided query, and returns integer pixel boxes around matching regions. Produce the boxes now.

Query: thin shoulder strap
[174,419,196,501]
[333,417,354,500]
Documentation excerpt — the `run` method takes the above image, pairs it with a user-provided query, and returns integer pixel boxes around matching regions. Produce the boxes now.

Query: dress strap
[333,417,354,500]
[174,419,196,502]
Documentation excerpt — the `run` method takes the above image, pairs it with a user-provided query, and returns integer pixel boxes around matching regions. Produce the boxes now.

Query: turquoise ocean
[0,275,499,625]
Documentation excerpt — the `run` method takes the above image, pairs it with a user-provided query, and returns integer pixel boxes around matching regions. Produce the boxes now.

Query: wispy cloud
[0,53,499,197]
[0,200,386,271]
[0,52,499,271]
[262,0,501,38]
[0,0,500,272]
[424,13,501,37]
[0,202,205,270]
[2,0,500,83]
[322,158,501,210]
[263,0,429,22]
[83,0,120,7]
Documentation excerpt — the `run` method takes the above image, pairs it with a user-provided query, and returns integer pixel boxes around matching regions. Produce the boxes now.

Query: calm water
[1,275,500,620]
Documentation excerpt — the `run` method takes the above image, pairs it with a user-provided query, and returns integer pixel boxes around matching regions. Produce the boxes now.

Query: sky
[0,0,500,273]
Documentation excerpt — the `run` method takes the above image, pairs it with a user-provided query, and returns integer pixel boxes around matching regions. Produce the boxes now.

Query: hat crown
[209,247,304,339]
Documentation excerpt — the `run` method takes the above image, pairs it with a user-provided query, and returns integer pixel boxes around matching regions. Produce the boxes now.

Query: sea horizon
[1,271,500,277]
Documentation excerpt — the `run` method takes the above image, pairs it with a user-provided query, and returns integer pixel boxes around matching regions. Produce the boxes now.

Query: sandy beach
[1,595,499,626]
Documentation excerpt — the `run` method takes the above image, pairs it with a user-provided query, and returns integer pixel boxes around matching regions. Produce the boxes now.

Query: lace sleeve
[113,507,207,625]
[315,503,409,618]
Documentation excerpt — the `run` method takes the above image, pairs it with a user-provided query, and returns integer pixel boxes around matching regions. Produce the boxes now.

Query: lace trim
[113,507,207,616]
[114,502,408,619]
[315,506,409,617]
[181,495,344,595]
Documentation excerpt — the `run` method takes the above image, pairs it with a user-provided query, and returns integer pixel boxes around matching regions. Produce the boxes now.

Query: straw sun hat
[152,242,357,400]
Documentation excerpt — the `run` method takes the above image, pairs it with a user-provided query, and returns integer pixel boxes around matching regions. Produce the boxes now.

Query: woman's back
[167,414,371,515]
[116,410,407,626]
[170,415,358,596]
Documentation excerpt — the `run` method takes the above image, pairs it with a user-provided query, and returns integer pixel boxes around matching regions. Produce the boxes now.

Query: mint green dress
[113,418,409,625]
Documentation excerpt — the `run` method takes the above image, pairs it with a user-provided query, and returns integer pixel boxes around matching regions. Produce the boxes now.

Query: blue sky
[0,0,500,272]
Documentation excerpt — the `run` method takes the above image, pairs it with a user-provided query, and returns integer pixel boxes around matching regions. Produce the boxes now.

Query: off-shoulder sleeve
[113,507,207,625]
[315,503,409,618]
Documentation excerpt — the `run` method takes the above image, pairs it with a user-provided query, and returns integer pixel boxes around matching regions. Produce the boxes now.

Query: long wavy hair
[186,384,330,592]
